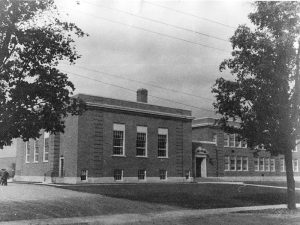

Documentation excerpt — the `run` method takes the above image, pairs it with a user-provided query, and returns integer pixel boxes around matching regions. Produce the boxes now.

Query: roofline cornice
[86,102,194,120]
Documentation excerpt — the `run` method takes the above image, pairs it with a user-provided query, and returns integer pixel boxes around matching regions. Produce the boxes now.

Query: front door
[196,158,203,177]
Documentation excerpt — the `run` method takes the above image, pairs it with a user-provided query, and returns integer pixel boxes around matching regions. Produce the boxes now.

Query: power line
[82,0,229,43]
[144,1,236,29]
[72,9,229,52]
[64,64,214,102]
[61,69,215,112]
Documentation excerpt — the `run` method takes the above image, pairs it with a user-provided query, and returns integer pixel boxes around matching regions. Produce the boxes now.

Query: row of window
[113,124,169,158]
[224,156,249,171]
[113,169,168,181]
[25,132,50,163]
[225,157,299,172]
[223,134,247,148]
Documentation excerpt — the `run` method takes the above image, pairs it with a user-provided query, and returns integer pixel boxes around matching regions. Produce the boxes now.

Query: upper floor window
[33,140,39,163]
[241,139,247,148]
[224,134,229,147]
[25,142,30,163]
[212,134,217,144]
[229,134,235,147]
[254,158,259,171]
[293,139,300,152]
[43,132,50,162]
[158,128,168,158]
[136,126,147,157]
[235,135,241,148]
[265,158,270,171]
[293,159,299,172]
[113,124,125,156]
[224,156,230,171]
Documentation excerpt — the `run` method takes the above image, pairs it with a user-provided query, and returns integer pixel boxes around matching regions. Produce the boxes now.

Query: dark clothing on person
[1,170,9,186]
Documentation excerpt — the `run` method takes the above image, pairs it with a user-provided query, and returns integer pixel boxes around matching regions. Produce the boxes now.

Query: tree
[0,0,87,146]
[212,1,300,209]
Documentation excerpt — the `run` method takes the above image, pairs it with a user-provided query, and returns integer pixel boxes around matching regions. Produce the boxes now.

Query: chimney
[137,88,148,103]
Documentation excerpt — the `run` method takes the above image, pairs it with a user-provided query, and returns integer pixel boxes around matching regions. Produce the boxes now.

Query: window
[224,156,230,171]
[212,134,217,144]
[241,139,247,148]
[113,124,125,156]
[114,169,123,181]
[242,157,248,171]
[259,158,264,171]
[236,157,242,171]
[229,134,235,147]
[159,169,167,180]
[136,126,147,157]
[230,157,236,171]
[138,169,146,180]
[293,159,299,172]
[33,140,39,163]
[43,132,50,162]
[224,134,229,147]
[270,159,276,172]
[185,170,191,179]
[25,142,30,163]
[254,158,259,171]
[294,139,300,152]
[235,135,241,148]
[265,158,270,172]
[280,158,285,172]
[158,128,168,158]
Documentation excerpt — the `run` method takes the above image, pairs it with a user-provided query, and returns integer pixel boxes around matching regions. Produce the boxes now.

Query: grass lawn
[58,183,300,209]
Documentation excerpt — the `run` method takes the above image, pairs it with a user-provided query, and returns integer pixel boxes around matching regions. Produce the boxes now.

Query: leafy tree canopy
[212,1,300,154]
[0,0,87,146]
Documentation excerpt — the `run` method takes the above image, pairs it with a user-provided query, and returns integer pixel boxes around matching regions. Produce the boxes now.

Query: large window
[212,134,217,144]
[280,158,285,172]
[235,135,241,148]
[136,126,147,157]
[33,140,39,163]
[270,159,276,172]
[265,158,270,172]
[229,134,235,147]
[242,157,248,171]
[25,142,30,163]
[230,157,236,171]
[293,159,299,172]
[224,134,229,147]
[236,157,242,171]
[113,124,125,156]
[294,139,300,152]
[114,169,123,181]
[224,156,230,171]
[138,169,146,180]
[43,132,50,162]
[259,157,264,171]
[159,169,167,180]
[158,128,168,158]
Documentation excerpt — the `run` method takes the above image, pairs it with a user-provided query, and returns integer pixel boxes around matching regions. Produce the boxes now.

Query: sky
[55,0,253,118]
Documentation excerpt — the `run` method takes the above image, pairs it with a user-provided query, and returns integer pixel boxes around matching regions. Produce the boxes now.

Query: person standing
[1,169,9,186]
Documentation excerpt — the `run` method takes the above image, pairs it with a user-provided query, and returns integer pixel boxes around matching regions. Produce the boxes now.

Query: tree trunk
[284,148,296,209]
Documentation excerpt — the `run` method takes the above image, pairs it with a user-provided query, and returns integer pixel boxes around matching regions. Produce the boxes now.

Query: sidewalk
[1,204,299,225]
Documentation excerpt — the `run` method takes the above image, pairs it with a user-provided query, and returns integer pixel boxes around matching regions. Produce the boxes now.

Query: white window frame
[212,134,217,144]
[259,157,265,171]
[270,159,276,172]
[241,139,247,148]
[136,126,147,157]
[242,157,249,171]
[25,141,30,163]
[224,156,230,171]
[114,169,123,181]
[33,140,39,163]
[293,159,299,172]
[112,124,125,156]
[224,134,229,147]
[138,169,146,180]
[235,134,242,148]
[159,169,167,180]
[230,157,236,171]
[294,139,300,152]
[236,156,242,171]
[229,134,235,147]
[43,132,50,162]
[280,158,285,172]
[158,128,168,158]
[265,158,270,172]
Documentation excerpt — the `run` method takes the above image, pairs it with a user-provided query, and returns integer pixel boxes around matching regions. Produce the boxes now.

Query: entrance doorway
[195,157,207,178]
